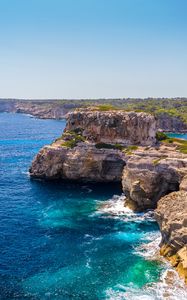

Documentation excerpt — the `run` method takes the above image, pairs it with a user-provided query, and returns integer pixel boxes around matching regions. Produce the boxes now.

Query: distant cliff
[156,112,187,132]
[0,99,80,119]
[1,98,187,132]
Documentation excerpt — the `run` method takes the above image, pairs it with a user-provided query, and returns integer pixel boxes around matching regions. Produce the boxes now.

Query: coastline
[29,107,187,286]
[0,110,186,299]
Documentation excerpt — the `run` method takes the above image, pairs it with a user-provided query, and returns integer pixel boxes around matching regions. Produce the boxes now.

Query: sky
[0,0,187,99]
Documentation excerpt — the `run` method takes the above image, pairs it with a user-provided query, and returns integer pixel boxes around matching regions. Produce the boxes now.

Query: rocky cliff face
[122,145,187,210]
[30,143,126,182]
[66,108,156,146]
[1,99,187,132]
[155,191,187,284]
[157,113,187,132]
[30,108,157,182]
[29,108,187,284]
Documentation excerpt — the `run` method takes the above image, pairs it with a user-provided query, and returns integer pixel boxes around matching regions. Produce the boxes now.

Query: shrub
[62,140,77,148]
[96,104,117,111]
[156,131,168,141]
[61,130,85,148]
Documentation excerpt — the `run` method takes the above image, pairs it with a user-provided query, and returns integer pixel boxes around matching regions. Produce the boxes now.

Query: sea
[0,112,187,300]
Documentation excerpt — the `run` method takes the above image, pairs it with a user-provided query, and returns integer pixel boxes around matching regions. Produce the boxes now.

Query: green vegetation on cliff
[1,98,187,126]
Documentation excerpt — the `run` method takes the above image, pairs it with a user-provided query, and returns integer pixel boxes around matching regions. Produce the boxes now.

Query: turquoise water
[167,132,187,139]
[1,113,185,299]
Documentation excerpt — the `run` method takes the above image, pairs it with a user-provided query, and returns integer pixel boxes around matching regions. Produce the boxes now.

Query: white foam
[95,194,154,223]
[105,270,187,300]
[134,232,162,259]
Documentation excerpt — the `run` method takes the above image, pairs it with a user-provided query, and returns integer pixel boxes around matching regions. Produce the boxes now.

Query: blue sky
[0,0,187,99]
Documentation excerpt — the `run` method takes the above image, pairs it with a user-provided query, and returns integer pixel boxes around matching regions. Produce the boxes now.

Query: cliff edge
[29,107,187,284]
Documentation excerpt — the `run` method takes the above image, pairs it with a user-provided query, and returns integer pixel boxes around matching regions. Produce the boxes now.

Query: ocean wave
[105,269,187,300]
[134,231,162,259]
[94,194,155,223]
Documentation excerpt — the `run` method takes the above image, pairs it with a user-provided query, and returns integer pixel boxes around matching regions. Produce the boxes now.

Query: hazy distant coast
[1,98,187,132]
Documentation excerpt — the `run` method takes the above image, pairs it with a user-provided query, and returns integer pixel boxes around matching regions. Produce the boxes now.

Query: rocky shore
[30,107,187,283]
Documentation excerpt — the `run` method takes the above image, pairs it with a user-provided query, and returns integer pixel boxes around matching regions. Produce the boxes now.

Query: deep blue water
[0,113,174,299]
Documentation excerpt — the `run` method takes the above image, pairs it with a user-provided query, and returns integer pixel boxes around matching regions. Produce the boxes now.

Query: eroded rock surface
[30,143,126,182]
[65,108,156,146]
[30,108,156,181]
[155,191,187,283]
[122,145,187,210]
[29,108,187,284]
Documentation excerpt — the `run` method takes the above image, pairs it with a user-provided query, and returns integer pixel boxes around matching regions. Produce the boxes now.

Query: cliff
[155,191,187,284]
[30,144,126,182]
[30,108,156,181]
[65,108,156,146]
[156,113,187,133]
[122,144,187,210]
[29,107,187,284]
[1,98,187,132]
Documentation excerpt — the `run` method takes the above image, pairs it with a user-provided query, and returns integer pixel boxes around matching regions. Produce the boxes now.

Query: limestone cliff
[30,108,156,181]
[66,108,156,146]
[157,113,187,133]
[122,144,187,210]
[155,191,187,284]
[30,143,126,182]
[29,107,187,283]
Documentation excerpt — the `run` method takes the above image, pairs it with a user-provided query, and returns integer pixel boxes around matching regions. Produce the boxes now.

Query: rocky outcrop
[66,108,156,146]
[30,143,126,182]
[30,108,156,181]
[122,145,187,211]
[155,191,187,283]
[180,175,187,191]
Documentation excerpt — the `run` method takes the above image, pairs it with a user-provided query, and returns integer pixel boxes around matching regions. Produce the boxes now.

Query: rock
[122,145,187,211]
[29,107,187,284]
[30,108,157,181]
[155,191,187,283]
[180,175,187,191]
[157,113,187,133]
[30,144,126,182]
[65,108,156,146]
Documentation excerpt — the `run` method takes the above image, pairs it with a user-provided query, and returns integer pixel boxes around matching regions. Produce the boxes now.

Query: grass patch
[162,138,174,144]
[174,138,187,154]
[62,140,78,148]
[162,137,187,154]
[122,145,138,155]
[95,104,117,111]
